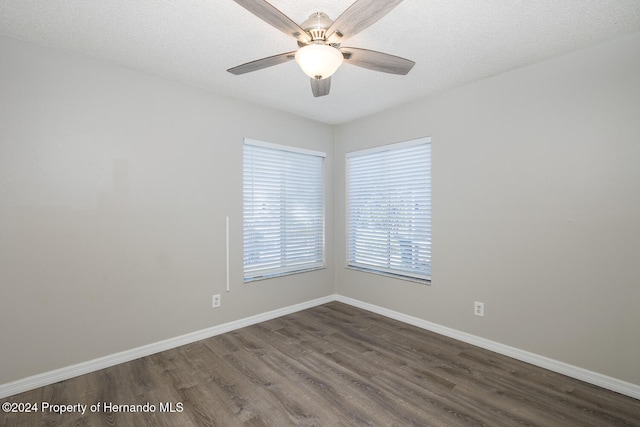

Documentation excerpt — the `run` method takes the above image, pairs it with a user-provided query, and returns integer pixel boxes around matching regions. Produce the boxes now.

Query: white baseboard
[2,293,638,401]
[0,295,335,399]
[335,295,640,400]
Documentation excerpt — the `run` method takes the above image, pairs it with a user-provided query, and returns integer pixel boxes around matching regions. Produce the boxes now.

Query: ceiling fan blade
[326,0,404,43]
[341,47,415,75]
[227,51,297,75]
[311,77,331,97]
[232,0,311,44]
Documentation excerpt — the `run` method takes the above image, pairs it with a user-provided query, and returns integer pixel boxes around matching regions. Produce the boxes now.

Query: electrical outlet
[474,301,484,317]
[212,294,221,308]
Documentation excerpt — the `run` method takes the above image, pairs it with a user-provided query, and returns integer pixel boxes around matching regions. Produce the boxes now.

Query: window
[243,139,325,282]
[346,137,431,282]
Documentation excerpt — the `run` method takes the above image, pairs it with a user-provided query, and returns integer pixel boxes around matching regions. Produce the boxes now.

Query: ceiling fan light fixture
[295,44,344,80]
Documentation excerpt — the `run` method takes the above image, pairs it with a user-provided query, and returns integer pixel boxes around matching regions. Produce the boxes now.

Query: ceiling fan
[227,0,415,97]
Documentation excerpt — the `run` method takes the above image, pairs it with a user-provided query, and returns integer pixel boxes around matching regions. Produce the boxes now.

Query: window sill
[346,265,431,285]
[244,265,327,283]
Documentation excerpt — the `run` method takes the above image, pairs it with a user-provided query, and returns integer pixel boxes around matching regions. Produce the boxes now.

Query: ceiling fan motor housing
[301,12,333,42]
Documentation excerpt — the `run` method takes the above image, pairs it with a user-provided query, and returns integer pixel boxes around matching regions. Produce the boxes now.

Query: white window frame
[243,139,326,282]
[346,137,431,283]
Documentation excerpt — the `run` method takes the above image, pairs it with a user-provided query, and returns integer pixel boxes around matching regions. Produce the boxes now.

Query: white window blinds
[347,138,431,282]
[243,139,325,282]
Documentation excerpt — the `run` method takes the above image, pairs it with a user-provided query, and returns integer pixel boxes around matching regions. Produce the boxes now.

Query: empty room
[1,0,639,425]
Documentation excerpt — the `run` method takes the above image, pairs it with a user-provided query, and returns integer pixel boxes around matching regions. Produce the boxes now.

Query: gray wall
[0,37,335,385]
[334,32,640,385]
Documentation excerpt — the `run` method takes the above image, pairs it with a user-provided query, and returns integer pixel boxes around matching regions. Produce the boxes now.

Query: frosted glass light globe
[295,44,344,80]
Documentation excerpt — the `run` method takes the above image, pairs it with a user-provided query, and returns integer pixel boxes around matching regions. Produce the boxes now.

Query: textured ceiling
[1,0,639,124]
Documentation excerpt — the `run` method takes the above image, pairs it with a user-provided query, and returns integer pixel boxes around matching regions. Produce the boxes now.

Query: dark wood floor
[2,302,639,426]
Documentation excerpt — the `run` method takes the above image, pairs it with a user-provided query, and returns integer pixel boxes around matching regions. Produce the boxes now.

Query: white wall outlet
[212,294,221,308]
[474,301,484,317]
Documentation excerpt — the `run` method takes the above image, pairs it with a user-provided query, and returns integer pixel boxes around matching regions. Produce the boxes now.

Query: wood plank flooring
[2,302,639,426]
